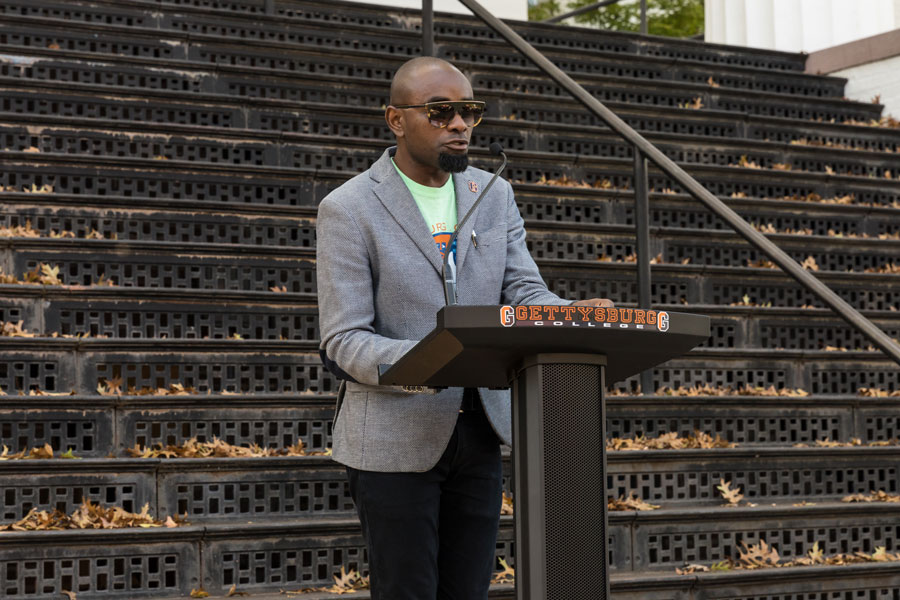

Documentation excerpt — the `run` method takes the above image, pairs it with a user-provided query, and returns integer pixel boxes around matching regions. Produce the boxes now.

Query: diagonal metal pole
[457,0,900,366]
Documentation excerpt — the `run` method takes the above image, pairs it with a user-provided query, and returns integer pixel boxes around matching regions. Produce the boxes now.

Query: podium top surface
[378,305,710,388]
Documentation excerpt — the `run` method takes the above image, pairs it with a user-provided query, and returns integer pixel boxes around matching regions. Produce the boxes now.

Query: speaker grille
[541,363,606,599]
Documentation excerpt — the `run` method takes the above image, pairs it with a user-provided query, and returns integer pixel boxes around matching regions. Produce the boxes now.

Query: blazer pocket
[475,224,506,247]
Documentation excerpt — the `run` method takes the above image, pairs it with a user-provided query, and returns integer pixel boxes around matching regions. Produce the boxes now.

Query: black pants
[345,404,503,599]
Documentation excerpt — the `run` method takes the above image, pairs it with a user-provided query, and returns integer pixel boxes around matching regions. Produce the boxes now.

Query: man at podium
[316,56,613,599]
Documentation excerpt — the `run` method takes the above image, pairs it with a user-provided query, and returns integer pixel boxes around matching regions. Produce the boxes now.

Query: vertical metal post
[423,0,435,56]
[633,148,654,395]
[640,0,648,34]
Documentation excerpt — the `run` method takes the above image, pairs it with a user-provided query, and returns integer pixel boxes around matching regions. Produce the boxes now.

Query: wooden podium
[379,305,710,600]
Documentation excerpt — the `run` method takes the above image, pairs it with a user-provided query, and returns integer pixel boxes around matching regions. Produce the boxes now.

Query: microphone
[442,143,508,305]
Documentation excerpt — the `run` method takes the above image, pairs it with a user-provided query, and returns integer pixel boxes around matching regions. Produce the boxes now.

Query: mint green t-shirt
[392,158,458,258]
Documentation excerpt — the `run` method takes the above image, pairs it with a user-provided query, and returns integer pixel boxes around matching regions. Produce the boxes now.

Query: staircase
[1,0,899,597]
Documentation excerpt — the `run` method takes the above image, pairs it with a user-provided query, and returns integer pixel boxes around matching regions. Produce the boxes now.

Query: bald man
[316,57,613,598]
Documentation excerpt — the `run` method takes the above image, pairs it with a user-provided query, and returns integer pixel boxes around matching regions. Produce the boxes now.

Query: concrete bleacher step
[2,113,898,180]
[1,276,897,349]
[0,0,822,78]
[4,80,898,154]
[0,6,847,100]
[2,336,896,395]
[181,563,900,600]
[0,33,882,122]
[0,0,826,96]
[3,505,900,598]
[3,182,897,242]
[5,127,899,205]
[6,233,899,308]
[4,447,899,522]
[5,393,900,458]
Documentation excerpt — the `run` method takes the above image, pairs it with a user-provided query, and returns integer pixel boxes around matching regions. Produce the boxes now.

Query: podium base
[512,353,610,600]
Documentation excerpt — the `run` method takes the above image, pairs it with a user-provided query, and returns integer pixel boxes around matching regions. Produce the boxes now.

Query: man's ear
[385,107,405,139]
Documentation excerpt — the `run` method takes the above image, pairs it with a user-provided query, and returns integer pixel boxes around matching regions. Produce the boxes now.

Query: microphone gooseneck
[442,144,508,306]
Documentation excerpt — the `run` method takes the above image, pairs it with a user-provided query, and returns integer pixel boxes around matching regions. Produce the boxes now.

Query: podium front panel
[513,355,610,600]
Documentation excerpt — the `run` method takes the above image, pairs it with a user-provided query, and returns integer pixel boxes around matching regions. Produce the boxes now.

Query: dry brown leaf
[842,490,900,503]
[864,262,900,274]
[858,387,900,397]
[40,264,63,285]
[607,430,734,451]
[733,155,761,169]
[800,256,819,271]
[717,479,744,506]
[190,589,210,598]
[97,377,123,396]
[676,563,711,574]
[492,558,515,583]
[127,437,331,459]
[679,96,704,109]
[677,540,900,575]
[0,220,42,238]
[739,540,780,569]
[608,494,660,511]
[0,499,187,531]
[501,492,514,515]
[747,258,777,269]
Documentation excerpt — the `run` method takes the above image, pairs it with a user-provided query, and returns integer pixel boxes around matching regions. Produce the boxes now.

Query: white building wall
[833,56,900,118]
[705,0,900,53]
[349,0,527,20]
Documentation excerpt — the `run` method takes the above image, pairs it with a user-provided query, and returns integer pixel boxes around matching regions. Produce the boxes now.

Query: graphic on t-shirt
[433,231,458,258]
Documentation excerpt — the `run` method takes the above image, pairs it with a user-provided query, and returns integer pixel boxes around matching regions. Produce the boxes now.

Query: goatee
[438,152,468,173]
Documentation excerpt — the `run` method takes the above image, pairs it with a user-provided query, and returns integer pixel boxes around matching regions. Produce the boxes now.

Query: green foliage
[527,0,562,21]
[528,0,704,38]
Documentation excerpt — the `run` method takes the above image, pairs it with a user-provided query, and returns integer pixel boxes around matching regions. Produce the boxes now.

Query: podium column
[511,353,610,600]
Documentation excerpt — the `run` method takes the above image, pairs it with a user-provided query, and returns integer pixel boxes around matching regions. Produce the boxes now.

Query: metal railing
[420,0,900,385]
[543,0,647,34]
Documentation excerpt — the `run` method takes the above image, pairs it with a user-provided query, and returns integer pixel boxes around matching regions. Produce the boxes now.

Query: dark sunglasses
[392,100,486,128]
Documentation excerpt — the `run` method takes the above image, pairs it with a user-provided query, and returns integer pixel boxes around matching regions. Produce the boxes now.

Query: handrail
[543,0,648,34]
[451,0,900,368]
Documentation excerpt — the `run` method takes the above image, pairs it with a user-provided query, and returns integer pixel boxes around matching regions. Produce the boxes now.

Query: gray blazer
[316,147,570,472]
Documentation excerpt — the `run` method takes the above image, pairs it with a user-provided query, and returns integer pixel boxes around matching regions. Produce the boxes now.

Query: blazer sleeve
[499,181,573,307]
[316,195,417,385]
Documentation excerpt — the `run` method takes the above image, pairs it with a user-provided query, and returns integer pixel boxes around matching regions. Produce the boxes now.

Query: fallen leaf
[717,479,744,506]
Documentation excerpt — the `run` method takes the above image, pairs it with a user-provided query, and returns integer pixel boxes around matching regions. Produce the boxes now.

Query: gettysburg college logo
[499,305,671,332]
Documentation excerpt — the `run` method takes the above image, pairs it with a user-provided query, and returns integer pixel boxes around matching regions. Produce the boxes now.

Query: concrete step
[2,447,899,522]
[3,392,899,457]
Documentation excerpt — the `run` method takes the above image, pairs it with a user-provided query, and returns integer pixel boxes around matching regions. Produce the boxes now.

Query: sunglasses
[392,100,486,128]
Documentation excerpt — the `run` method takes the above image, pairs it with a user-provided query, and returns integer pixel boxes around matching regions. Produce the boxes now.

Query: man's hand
[572,298,615,307]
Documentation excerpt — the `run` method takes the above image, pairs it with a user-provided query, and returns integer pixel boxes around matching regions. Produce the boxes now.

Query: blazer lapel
[452,170,480,275]
[371,151,444,275]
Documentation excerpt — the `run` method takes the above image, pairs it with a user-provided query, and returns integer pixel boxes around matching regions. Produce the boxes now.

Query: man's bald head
[389,57,469,106]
